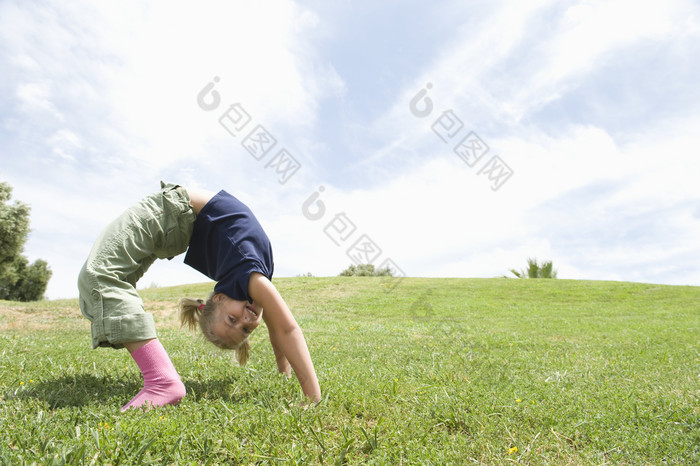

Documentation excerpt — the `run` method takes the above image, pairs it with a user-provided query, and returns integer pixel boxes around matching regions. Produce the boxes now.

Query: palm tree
[510,258,558,279]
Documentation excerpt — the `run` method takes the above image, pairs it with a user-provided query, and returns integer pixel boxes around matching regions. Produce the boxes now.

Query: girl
[78,182,320,411]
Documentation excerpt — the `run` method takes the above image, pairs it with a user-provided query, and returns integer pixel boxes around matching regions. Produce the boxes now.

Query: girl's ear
[212,293,225,303]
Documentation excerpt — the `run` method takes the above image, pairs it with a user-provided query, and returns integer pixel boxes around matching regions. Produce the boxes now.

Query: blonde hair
[178,294,251,366]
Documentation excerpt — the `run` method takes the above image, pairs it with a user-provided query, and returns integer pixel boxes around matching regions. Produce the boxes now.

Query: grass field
[0,277,698,464]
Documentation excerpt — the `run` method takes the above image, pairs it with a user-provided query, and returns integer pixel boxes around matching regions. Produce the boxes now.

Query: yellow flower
[19,381,23,386]
[508,446,518,455]
[516,398,522,403]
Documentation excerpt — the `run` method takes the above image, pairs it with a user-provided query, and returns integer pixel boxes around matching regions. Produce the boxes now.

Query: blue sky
[1,0,699,299]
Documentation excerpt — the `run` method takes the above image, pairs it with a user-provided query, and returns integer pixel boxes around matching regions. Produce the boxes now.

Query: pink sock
[121,339,186,412]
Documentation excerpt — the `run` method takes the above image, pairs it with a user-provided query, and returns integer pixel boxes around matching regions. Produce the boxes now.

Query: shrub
[510,258,558,279]
[339,264,393,277]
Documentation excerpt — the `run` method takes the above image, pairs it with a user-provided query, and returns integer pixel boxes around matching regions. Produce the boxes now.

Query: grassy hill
[1,277,698,464]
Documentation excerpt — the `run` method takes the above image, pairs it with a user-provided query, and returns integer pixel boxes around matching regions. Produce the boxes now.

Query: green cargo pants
[77,182,196,349]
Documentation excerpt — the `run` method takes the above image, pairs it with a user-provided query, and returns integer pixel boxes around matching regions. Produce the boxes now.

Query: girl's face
[211,293,263,346]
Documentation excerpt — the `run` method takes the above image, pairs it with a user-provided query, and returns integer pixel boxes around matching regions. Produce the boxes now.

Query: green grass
[0,277,698,464]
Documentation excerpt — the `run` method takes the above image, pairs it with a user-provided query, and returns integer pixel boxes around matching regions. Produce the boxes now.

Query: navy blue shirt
[184,190,274,303]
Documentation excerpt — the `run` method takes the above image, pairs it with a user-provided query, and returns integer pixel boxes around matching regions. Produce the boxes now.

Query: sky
[1,0,699,299]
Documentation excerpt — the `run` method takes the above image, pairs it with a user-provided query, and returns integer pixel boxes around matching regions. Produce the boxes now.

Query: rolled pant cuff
[92,312,157,349]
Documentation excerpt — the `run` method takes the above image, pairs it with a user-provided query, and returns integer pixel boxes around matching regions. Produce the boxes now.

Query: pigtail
[235,339,251,366]
[178,297,205,331]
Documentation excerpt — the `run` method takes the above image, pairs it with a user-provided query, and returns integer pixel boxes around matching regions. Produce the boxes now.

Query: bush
[339,264,393,277]
[510,258,558,279]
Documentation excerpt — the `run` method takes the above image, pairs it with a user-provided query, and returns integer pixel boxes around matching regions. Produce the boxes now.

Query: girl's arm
[249,272,321,402]
[268,326,292,377]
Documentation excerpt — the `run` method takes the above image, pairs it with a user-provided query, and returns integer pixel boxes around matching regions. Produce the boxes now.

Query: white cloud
[48,129,83,161]
[275,109,700,285]
[511,0,699,120]
[1,0,340,297]
[2,0,700,299]
[91,0,330,169]
[370,0,700,147]
[316,0,699,287]
[15,81,62,118]
[1,0,331,170]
